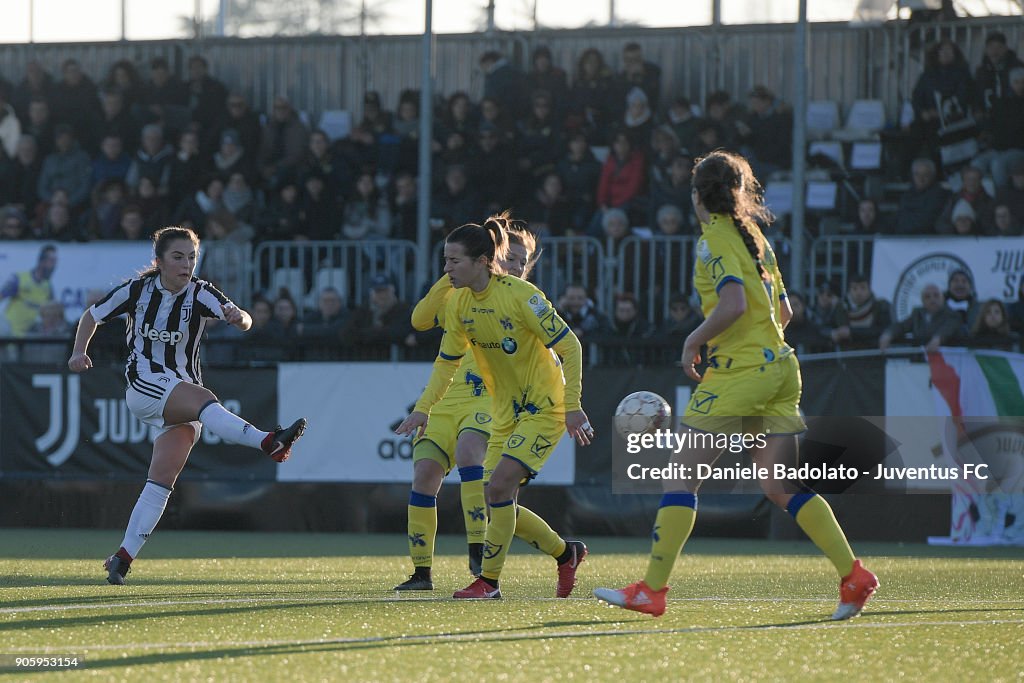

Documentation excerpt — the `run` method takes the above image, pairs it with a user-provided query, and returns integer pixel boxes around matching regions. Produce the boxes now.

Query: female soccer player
[396,217,593,599]
[68,226,307,585]
[594,151,878,619]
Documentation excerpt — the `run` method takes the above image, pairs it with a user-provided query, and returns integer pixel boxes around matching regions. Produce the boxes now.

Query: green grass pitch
[1,529,1022,681]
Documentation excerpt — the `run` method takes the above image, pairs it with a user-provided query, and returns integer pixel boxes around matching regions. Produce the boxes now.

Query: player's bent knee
[411,458,445,494]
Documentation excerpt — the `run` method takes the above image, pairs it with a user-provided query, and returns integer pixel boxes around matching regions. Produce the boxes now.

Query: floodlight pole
[416,0,435,293]
[790,0,808,292]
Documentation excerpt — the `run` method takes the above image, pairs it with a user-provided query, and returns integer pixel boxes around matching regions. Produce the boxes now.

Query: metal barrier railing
[199,241,253,308]
[614,235,696,324]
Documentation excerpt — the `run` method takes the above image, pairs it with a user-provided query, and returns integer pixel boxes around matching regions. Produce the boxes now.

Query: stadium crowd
[1,34,1022,360]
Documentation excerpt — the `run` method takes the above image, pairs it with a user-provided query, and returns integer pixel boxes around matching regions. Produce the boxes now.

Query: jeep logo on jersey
[140,323,183,344]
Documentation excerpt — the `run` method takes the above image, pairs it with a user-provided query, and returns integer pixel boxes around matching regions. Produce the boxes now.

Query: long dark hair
[139,226,200,278]
[446,211,511,274]
[692,150,773,281]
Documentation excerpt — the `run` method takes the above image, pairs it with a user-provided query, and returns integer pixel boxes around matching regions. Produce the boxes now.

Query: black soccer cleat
[261,418,308,462]
[104,554,130,585]
[468,543,484,576]
[394,574,434,591]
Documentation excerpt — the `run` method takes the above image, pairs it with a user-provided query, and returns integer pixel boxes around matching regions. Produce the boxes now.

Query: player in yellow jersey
[397,217,593,599]
[594,150,878,619]
[1,244,57,337]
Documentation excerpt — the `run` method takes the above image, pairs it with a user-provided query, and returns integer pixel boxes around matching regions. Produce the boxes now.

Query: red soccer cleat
[556,540,588,598]
[593,580,668,617]
[261,418,307,463]
[453,577,502,599]
[832,559,879,620]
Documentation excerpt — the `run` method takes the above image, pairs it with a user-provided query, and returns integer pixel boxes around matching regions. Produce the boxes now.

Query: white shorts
[125,372,202,444]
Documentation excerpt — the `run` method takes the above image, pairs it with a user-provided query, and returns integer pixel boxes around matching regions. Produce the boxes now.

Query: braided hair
[691,150,773,281]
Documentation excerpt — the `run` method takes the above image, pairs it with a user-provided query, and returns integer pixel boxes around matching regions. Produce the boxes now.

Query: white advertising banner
[0,241,153,325]
[276,363,575,484]
[871,237,1023,323]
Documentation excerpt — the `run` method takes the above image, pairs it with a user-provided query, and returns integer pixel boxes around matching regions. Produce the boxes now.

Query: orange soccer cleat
[593,580,668,617]
[832,559,879,621]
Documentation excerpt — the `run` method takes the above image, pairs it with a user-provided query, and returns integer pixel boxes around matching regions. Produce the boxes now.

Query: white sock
[121,481,172,558]
[198,401,268,449]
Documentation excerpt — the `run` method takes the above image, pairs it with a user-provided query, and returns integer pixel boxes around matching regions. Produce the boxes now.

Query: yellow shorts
[483,411,565,483]
[414,396,492,474]
[681,352,806,436]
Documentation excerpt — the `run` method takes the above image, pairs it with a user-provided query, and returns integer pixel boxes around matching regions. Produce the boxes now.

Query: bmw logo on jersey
[501,337,518,354]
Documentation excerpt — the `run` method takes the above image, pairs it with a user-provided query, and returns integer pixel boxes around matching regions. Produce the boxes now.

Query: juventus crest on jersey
[90,274,230,386]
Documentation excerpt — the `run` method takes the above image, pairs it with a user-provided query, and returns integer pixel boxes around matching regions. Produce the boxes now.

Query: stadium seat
[834,99,886,141]
[318,110,353,141]
[307,267,348,309]
[806,100,840,139]
[269,267,308,302]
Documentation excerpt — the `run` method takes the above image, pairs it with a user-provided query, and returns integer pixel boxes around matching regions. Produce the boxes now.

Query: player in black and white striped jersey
[68,226,307,585]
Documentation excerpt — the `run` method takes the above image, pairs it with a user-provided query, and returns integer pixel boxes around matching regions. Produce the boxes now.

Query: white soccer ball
[614,391,672,438]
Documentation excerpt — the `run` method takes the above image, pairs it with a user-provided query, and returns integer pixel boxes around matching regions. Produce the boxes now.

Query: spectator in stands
[141,57,189,127]
[13,62,54,123]
[52,59,101,150]
[389,171,417,241]
[703,90,743,149]
[617,42,662,113]
[125,124,173,195]
[527,46,568,116]
[113,204,146,241]
[391,90,421,175]
[38,201,77,242]
[991,203,1021,236]
[945,269,980,331]
[649,125,680,187]
[894,158,949,234]
[835,274,892,350]
[0,83,21,160]
[471,122,516,215]
[937,165,995,233]
[168,129,204,209]
[996,159,1024,225]
[478,96,515,146]
[654,291,702,345]
[266,291,302,343]
[649,152,693,231]
[258,177,302,242]
[622,87,653,149]
[666,96,700,152]
[654,203,686,236]
[98,86,138,153]
[969,299,1019,350]
[879,283,961,352]
[302,129,350,196]
[360,91,393,136]
[37,124,92,210]
[516,90,564,201]
[556,131,601,233]
[84,179,126,239]
[12,134,41,211]
[301,286,348,342]
[222,171,259,225]
[299,170,339,241]
[219,92,261,155]
[437,129,471,171]
[522,172,571,237]
[211,127,254,182]
[1009,278,1024,334]
[23,97,54,158]
[92,133,130,189]
[736,85,793,179]
[810,280,845,347]
[690,119,725,159]
[948,199,979,235]
[0,206,29,240]
[134,175,170,233]
[600,207,632,250]
[567,48,615,143]
[480,50,528,122]
[557,283,610,341]
[593,130,645,233]
[187,55,229,148]
[172,173,224,233]
[975,32,1022,115]
[430,164,480,236]
[909,39,976,163]
[259,95,310,186]
[438,92,475,146]
[103,60,144,114]
[343,274,413,347]
[851,198,890,234]
[603,292,653,365]
[342,171,391,240]
[973,66,1024,192]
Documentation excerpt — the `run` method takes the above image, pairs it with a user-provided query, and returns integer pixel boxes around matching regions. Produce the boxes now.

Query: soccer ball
[614,391,672,438]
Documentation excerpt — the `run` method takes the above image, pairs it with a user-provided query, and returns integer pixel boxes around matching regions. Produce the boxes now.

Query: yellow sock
[407,491,437,569]
[515,505,566,558]
[789,493,856,577]
[643,492,697,591]
[458,466,487,544]
[481,499,517,581]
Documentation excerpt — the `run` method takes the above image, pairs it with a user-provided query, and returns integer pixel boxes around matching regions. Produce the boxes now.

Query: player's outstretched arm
[68,308,98,373]
[222,303,252,331]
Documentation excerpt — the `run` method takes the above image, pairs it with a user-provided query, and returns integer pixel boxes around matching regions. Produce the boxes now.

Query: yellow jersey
[3,271,53,337]
[414,274,583,425]
[411,276,488,402]
[693,213,791,370]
